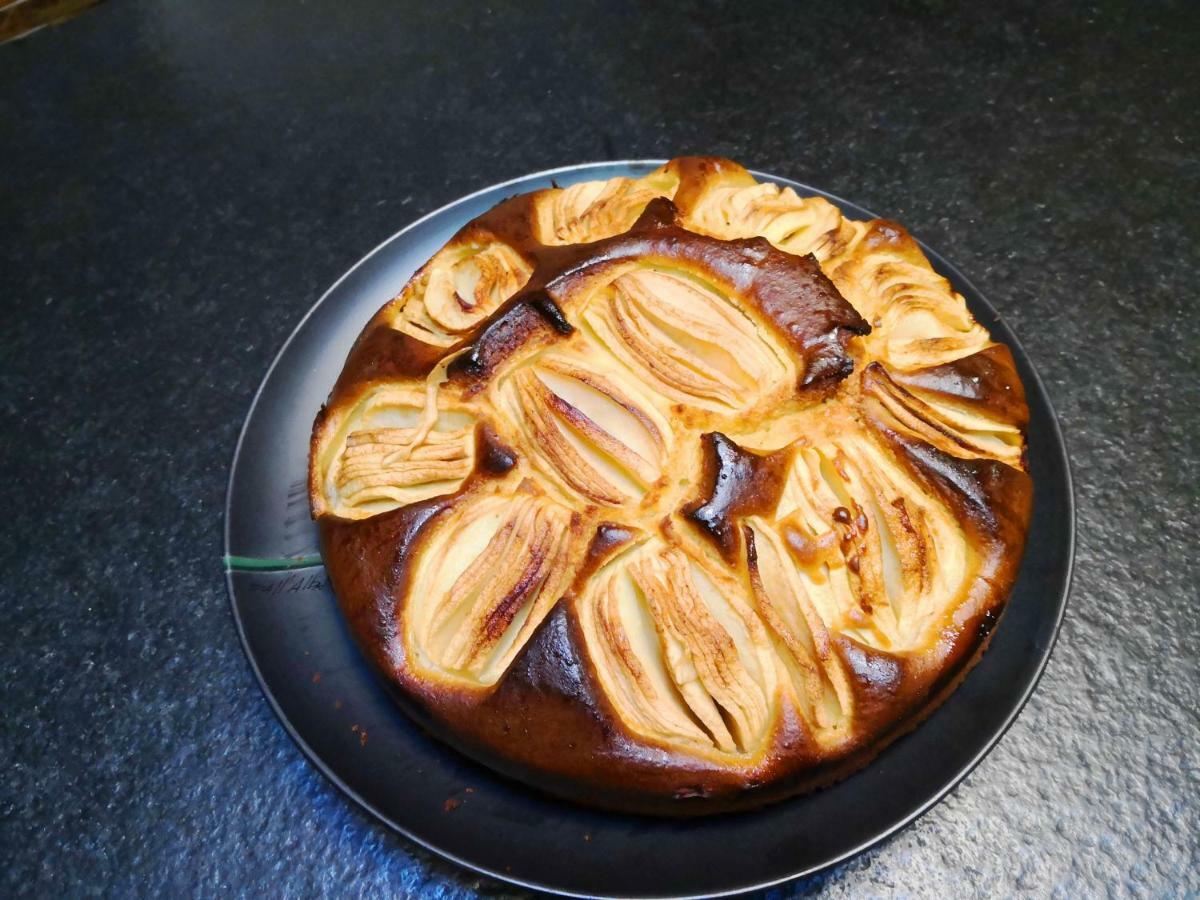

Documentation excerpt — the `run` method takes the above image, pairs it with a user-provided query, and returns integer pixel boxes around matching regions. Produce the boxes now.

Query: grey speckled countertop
[2,1,1197,896]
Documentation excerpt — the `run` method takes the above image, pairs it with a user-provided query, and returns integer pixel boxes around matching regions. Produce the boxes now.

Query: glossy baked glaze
[309,158,1032,814]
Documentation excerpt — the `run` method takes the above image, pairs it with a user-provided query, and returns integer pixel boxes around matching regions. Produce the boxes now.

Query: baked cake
[308,157,1032,814]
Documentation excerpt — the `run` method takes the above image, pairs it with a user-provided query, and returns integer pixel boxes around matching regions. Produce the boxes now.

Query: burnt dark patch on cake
[474,424,518,476]
[682,432,791,561]
[569,523,641,595]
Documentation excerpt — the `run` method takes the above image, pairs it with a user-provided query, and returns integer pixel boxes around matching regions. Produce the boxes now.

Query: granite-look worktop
[2,1,1197,895]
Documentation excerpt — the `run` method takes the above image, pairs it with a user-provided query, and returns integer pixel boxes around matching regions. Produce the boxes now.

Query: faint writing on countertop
[246,571,329,597]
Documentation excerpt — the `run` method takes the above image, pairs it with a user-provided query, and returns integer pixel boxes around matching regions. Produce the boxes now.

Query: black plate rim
[224,160,1075,898]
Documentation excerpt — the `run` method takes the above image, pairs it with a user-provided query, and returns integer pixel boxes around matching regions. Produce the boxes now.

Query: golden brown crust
[309,157,1033,814]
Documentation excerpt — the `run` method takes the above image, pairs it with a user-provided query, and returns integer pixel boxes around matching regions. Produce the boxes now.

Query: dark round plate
[224,162,1074,898]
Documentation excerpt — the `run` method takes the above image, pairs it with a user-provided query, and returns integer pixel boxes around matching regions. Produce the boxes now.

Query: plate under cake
[307,157,1032,815]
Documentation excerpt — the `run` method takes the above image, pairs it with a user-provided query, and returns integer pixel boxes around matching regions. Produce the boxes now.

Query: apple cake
[309,157,1032,814]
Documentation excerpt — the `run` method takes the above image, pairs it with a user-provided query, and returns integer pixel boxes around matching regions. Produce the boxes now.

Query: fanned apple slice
[312,384,476,519]
[583,552,717,751]
[579,540,776,755]
[535,168,680,245]
[499,350,672,506]
[745,518,854,737]
[825,220,989,369]
[583,267,792,412]
[393,241,533,346]
[862,362,1026,469]
[768,445,863,637]
[684,181,853,262]
[407,484,581,685]
[773,429,970,651]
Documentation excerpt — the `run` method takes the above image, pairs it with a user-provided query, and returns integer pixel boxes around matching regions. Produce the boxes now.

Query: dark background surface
[2,1,1197,896]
